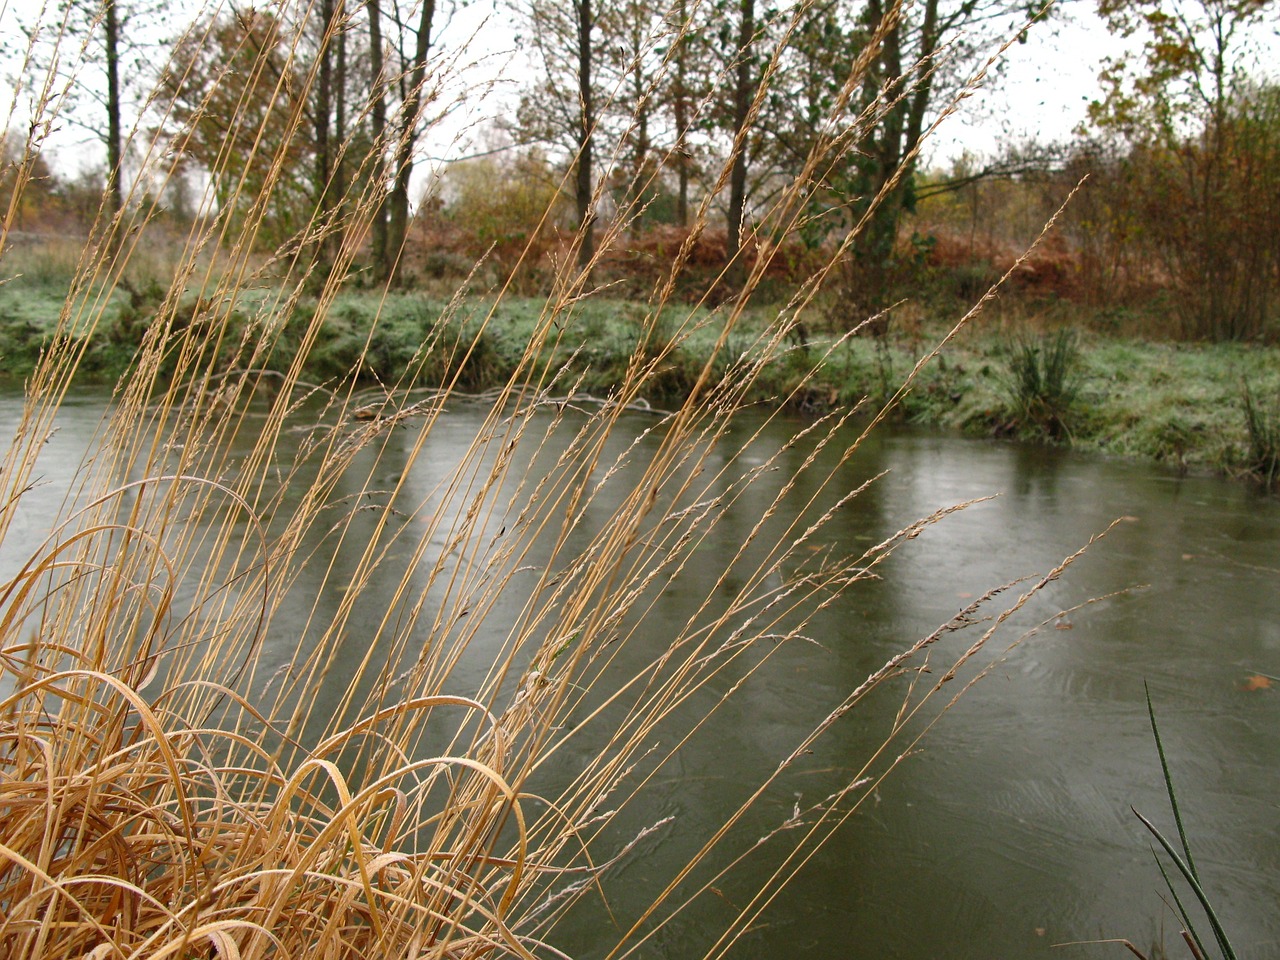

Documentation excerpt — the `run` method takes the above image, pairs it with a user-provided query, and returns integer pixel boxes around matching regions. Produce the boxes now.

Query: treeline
[3,0,1277,341]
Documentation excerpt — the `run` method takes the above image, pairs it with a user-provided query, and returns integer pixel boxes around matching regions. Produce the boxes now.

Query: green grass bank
[3,275,1278,485]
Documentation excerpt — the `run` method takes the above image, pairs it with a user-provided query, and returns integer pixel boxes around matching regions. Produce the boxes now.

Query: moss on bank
[1,282,1276,483]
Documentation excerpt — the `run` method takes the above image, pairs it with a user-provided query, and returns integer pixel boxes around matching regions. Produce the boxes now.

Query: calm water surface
[3,389,1277,958]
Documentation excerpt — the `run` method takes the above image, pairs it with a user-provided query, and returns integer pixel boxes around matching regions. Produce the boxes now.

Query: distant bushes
[911,81,1280,345]
[1071,101,1280,344]
[402,214,829,304]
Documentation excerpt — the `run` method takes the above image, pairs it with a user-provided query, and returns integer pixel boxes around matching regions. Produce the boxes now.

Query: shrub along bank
[1,282,1277,485]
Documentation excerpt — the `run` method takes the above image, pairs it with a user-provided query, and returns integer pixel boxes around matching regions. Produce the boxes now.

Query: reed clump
[998,328,1083,440]
[1241,379,1280,487]
[0,3,1093,958]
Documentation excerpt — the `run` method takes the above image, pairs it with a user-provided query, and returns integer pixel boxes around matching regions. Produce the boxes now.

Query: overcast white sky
[925,10,1132,164]
[5,0,1273,178]
[427,0,1133,169]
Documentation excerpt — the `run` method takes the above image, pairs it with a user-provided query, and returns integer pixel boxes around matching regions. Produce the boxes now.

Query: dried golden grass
[0,2,1096,958]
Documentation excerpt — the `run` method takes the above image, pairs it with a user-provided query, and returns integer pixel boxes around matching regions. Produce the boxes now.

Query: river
[2,388,1277,958]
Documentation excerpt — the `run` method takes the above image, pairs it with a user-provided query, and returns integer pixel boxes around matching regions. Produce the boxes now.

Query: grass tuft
[998,328,1082,440]
[1240,379,1280,487]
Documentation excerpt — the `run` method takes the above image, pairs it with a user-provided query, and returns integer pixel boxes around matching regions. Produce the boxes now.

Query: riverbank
[2,281,1277,483]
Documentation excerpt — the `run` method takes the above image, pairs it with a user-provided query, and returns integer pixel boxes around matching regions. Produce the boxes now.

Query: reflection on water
[3,392,1278,958]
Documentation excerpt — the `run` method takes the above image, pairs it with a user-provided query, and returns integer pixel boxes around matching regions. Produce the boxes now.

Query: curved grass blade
[1135,685,1238,960]
[1151,842,1210,960]
[1145,682,1197,880]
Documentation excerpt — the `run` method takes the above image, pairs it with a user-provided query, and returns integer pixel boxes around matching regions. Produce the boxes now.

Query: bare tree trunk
[386,0,436,285]
[904,0,937,150]
[853,0,936,320]
[838,0,910,330]
[368,0,389,276]
[726,0,754,284]
[673,0,690,227]
[627,15,649,236]
[575,0,595,270]
[104,0,123,239]
[315,0,332,192]
[334,8,347,205]
[313,0,336,275]
[868,0,903,273]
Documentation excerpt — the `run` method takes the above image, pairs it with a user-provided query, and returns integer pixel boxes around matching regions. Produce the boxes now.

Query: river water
[3,389,1278,958]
